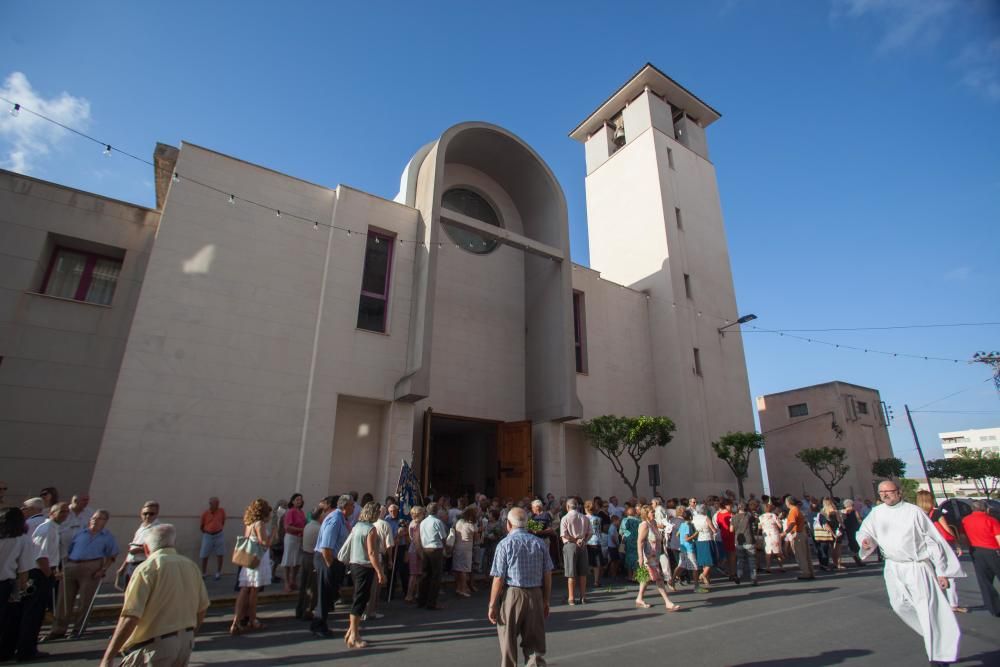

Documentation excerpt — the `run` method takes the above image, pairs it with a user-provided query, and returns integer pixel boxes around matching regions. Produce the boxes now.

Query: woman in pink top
[280,493,306,593]
[404,506,425,603]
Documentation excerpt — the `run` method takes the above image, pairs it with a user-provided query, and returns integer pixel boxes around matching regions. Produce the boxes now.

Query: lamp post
[718,313,757,336]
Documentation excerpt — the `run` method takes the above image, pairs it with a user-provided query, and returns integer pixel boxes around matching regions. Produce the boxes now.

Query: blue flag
[396,460,423,519]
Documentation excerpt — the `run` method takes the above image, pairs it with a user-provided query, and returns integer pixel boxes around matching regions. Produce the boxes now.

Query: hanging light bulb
[275,210,281,218]
[10,103,20,116]
[346,230,351,236]
[313,221,319,230]
[228,194,235,204]
[103,144,112,156]
[172,171,179,183]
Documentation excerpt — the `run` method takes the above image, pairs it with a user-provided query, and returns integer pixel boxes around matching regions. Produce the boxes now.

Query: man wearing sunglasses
[116,502,160,587]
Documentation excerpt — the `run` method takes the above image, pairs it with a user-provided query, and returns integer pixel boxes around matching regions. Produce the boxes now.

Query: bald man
[858,481,963,666]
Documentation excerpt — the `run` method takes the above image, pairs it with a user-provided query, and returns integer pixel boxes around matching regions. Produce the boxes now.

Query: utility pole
[904,404,935,505]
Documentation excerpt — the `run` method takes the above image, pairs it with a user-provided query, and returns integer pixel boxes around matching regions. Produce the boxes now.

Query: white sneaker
[214,573,221,581]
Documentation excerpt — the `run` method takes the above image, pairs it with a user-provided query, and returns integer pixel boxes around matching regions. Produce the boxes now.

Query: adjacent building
[934,426,1000,496]
[757,381,895,500]
[1,64,760,557]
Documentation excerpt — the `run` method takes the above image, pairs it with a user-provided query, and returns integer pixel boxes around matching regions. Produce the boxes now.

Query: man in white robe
[858,481,964,666]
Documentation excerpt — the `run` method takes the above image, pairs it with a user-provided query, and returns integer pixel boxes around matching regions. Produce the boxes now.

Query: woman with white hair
[345,501,386,649]
[691,504,716,591]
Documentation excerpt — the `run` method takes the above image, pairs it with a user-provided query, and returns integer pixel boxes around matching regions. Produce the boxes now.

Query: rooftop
[569,63,722,142]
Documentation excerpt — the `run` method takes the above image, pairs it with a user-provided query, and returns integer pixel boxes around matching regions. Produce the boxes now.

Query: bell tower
[569,64,760,496]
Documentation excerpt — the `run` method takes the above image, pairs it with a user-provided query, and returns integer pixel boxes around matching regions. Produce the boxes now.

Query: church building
[1,64,760,550]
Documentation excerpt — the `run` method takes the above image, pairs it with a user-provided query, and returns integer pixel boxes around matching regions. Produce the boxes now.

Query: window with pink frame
[40,246,123,306]
[357,230,394,332]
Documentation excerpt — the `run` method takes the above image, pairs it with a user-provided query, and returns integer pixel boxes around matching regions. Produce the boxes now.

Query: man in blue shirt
[488,507,553,667]
[310,495,353,638]
[417,503,449,610]
[48,509,119,639]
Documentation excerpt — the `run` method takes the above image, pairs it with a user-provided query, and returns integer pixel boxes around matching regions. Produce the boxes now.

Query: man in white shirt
[17,502,69,661]
[607,497,625,520]
[296,505,325,620]
[118,501,160,584]
[22,498,46,534]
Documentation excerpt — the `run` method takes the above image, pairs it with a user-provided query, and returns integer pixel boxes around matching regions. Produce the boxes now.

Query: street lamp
[718,313,757,336]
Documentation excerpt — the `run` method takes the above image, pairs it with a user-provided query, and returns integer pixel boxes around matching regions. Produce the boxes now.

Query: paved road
[33,562,1000,666]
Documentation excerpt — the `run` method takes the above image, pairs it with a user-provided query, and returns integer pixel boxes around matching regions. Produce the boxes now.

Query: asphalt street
[29,561,1000,666]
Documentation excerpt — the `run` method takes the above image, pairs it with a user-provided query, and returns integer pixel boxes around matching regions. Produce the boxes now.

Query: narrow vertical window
[675,207,683,230]
[683,273,692,299]
[667,147,675,170]
[693,348,702,376]
[357,230,394,333]
[573,290,588,374]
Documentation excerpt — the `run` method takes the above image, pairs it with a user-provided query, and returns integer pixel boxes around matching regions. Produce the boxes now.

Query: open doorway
[422,412,533,501]
[427,415,498,500]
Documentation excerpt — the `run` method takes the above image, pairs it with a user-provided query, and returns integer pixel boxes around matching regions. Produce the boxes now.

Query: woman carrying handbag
[231,499,273,636]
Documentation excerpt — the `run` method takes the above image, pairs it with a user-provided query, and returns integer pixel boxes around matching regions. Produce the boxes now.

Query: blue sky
[2,1,998,478]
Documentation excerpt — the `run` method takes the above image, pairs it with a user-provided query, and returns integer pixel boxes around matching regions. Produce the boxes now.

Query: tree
[951,449,1000,499]
[899,478,919,504]
[795,446,850,497]
[582,415,676,498]
[926,458,961,499]
[711,431,764,501]
[871,457,907,480]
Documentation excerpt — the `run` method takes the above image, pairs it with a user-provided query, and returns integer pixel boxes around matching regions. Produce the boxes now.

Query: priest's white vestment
[857,501,964,663]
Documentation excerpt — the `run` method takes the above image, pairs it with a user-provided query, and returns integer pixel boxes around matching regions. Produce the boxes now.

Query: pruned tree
[871,457,907,481]
[711,431,764,501]
[951,449,1000,499]
[795,446,850,497]
[582,415,676,498]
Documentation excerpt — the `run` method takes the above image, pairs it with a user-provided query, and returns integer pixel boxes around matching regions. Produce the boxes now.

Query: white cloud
[0,72,91,174]
[943,266,972,282]
[957,38,1000,101]
[833,0,958,52]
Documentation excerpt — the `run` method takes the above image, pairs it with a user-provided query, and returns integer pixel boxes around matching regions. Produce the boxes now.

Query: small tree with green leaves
[871,457,907,481]
[899,478,920,504]
[926,458,961,499]
[795,446,850,497]
[711,431,764,500]
[951,449,1000,499]
[582,415,676,498]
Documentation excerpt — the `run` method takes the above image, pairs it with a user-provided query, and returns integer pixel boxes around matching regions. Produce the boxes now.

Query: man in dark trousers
[488,507,553,667]
[310,495,353,638]
[961,500,1000,617]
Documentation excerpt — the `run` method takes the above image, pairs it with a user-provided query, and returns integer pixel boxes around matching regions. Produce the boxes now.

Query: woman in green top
[620,505,641,580]
[346,502,386,649]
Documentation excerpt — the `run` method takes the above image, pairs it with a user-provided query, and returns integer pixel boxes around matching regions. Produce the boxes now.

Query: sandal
[635,600,652,609]
[348,639,369,649]
[247,620,265,632]
[229,623,242,637]
[666,604,682,612]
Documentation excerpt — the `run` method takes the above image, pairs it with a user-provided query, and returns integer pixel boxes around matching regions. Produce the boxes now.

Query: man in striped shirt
[489,507,552,667]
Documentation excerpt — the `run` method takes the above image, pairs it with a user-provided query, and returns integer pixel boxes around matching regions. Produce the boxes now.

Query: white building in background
[940,427,1000,458]
[1,64,760,559]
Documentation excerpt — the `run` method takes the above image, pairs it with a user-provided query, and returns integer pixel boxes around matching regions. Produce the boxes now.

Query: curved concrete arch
[395,121,582,424]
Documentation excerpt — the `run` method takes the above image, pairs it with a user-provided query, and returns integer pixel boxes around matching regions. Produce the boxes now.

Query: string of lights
[2,96,983,368]
[912,378,994,411]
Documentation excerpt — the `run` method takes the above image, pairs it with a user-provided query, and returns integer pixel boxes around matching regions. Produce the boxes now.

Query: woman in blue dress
[620,505,641,580]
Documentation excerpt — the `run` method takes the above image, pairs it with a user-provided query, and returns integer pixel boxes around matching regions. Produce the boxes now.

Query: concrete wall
[0,170,158,503]
[759,382,895,500]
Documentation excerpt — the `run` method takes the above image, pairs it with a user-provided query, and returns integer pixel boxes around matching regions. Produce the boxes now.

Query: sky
[2,1,999,480]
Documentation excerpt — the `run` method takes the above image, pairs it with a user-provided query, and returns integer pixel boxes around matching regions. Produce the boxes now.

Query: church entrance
[421,411,532,501]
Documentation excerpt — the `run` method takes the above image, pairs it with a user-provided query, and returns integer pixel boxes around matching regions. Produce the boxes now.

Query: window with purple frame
[40,246,123,306]
[357,230,394,332]
[573,290,588,374]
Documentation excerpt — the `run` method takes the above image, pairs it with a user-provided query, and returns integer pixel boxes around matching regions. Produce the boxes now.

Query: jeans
[735,544,757,582]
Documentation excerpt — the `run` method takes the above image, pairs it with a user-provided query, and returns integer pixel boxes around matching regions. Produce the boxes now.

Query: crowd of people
[0,478,997,665]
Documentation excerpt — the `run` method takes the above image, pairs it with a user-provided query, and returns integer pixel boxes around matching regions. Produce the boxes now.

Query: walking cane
[74,580,102,639]
[386,546,396,604]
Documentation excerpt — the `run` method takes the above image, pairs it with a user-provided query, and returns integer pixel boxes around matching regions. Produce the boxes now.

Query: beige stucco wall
[0,170,159,503]
[758,382,895,500]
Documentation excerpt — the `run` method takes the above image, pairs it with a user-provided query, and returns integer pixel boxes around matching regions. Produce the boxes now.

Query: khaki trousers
[497,586,546,667]
[791,532,814,578]
[51,559,103,636]
[121,629,194,667]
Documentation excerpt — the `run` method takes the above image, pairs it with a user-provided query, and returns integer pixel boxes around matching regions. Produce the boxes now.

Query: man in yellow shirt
[100,524,209,667]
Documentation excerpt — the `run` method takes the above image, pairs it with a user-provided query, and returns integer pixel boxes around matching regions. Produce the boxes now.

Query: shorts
[586,545,606,568]
[562,543,589,578]
[200,532,225,559]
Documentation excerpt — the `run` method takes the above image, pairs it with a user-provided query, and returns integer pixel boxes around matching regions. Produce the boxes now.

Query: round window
[440,188,502,254]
